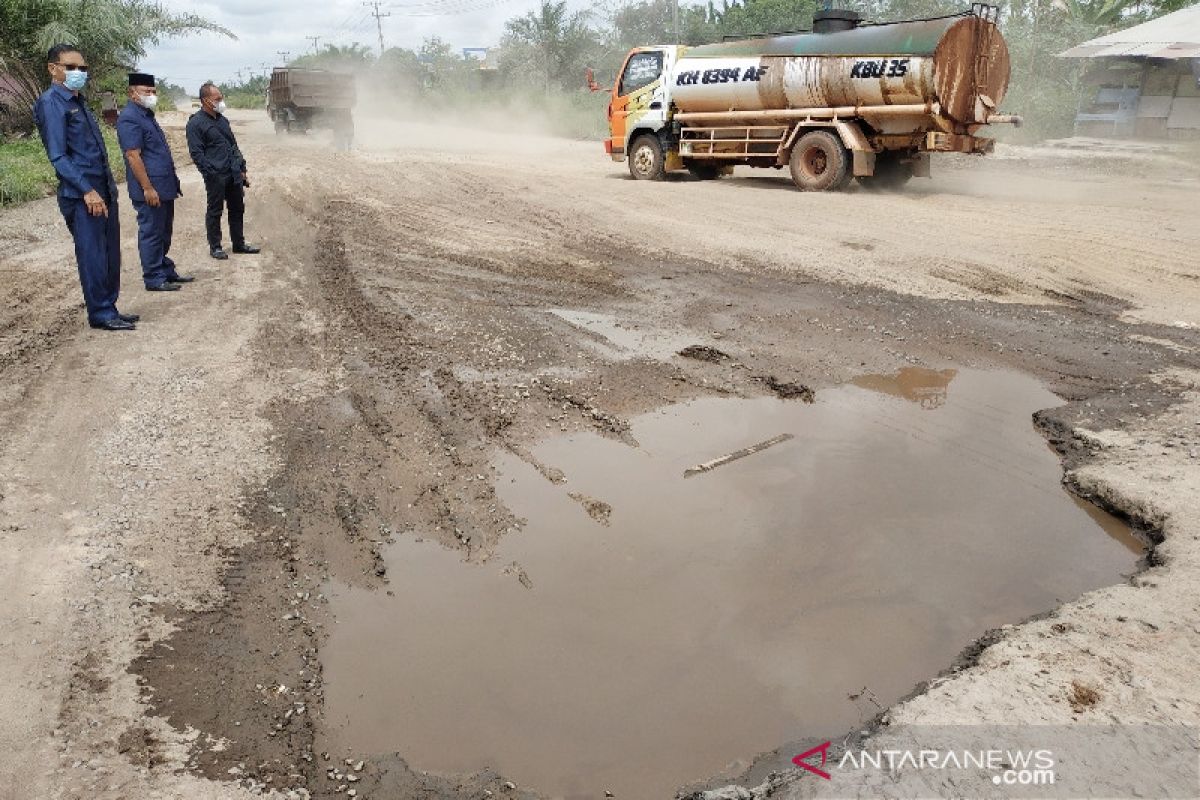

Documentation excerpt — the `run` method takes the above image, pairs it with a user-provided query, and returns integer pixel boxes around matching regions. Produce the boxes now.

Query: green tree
[718,0,820,35]
[220,73,270,109]
[502,0,598,92]
[290,43,376,72]
[608,0,717,50]
[856,0,962,20]
[418,36,478,92]
[376,46,425,97]
[0,0,231,130]
[159,79,188,107]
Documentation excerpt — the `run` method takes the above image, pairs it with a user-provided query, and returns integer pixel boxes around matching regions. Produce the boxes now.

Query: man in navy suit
[33,44,135,331]
[116,71,194,291]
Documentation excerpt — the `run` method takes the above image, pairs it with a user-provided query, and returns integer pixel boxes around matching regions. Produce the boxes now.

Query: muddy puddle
[321,368,1141,799]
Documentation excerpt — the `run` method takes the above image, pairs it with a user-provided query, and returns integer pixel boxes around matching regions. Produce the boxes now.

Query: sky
[138,0,594,94]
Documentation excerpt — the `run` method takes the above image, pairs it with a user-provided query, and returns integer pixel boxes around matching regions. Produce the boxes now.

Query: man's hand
[241,172,250,188]
[83,190,108,218]
[144,187,161,208]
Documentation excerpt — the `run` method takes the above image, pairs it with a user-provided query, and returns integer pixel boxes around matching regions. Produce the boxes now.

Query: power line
[386,0,510,9]
[386,0,526,15]
[327,9,364,40]
[329,10,373,41]
[364,1,392,54]
[344,12,376,42]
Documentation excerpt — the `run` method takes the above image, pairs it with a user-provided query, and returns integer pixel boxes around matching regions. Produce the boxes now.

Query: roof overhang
[1058,3,1200,59]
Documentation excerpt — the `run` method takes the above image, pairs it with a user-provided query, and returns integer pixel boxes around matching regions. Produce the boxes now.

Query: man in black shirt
[185,82,260,260]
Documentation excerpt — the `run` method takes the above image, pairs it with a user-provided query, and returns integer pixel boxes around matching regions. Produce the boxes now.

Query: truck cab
[607,46,678,169]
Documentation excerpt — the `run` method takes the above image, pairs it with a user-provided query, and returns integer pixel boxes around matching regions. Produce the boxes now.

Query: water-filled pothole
[321,368,1141,798]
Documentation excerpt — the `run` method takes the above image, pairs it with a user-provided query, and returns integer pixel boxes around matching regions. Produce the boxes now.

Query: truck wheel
[858,153,913,191]
[628,135,666,181]
[789,131,851,192]
[274,120,286,135]
[686,161,723,181]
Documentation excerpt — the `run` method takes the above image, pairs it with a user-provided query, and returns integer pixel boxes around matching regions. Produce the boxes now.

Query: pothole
[319,368,1141,798]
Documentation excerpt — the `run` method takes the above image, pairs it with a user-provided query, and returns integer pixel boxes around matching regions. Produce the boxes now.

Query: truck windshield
[619,51,663,96]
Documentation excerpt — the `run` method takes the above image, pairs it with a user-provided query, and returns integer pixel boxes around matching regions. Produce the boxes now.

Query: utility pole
[673,0,680,44]
[277,50,291,66]
[364,1,391,56]
[306,35,321,54]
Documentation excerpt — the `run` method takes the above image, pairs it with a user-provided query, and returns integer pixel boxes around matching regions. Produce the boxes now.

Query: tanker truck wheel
[628,135,666,181]
[789,131,851,192]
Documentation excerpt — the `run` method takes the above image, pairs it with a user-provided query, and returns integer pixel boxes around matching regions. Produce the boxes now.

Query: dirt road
[1,110,1199,799]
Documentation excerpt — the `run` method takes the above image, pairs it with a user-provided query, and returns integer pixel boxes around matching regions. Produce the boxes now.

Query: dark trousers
[204,174,245,251]
[57,187,121,324]
[133,197,175,287]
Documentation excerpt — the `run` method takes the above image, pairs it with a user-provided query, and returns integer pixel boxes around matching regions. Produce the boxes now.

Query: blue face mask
[63,69,87,91]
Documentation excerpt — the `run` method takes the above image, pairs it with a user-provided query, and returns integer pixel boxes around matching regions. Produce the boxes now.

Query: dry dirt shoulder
[0,127,287,799]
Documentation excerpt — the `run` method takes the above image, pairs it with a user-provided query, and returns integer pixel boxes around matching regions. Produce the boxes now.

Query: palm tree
[1052,0,1140,26]
[504,0,595,93]
[0,0,231,130]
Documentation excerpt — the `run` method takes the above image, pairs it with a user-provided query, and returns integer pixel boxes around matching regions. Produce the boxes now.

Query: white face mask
[139,93,158,110]
[216,100,227,115]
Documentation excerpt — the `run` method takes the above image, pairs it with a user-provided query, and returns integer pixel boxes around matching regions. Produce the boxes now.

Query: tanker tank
[670,12,1011,129]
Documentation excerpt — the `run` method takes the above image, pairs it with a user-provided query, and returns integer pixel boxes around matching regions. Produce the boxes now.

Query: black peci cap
[128,72,155,87]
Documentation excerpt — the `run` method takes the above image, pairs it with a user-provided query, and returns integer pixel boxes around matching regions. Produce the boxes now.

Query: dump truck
[605,4,1021,190]
[267,68,356,149]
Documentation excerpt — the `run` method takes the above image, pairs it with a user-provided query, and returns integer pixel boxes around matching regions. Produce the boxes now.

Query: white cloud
[138,0,596,93]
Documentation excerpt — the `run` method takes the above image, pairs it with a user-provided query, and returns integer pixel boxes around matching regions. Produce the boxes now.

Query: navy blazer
[116,100,181,202]
[32,83,118,199]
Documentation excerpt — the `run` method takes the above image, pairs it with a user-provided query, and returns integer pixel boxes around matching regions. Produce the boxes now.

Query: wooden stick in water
[683,433,794,478]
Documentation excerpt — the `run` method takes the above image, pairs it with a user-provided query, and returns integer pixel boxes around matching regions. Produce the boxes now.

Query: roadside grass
[0,127,126,207]
[0,136,56,206]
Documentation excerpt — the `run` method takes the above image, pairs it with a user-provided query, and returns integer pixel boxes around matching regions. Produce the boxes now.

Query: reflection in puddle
[851,366,958,409]
[322,369,1141,799]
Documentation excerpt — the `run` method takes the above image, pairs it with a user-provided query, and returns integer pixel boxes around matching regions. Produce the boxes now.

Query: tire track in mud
[125,179,668,798]
[0,273,79,366]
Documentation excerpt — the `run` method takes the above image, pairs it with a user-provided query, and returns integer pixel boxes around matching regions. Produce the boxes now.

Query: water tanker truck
[605,4,1021,190]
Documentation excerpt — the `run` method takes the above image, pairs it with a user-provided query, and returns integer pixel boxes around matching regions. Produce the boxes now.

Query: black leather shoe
[231,244,260,254]
[89,318,136,331]
[146,282,181,292]
[166,273,195,283]
[210,247,229,260]
[118,313,140,323]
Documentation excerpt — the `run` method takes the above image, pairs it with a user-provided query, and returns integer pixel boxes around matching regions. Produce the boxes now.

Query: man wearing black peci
[117,71,192,292]
[185,82,260,260]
